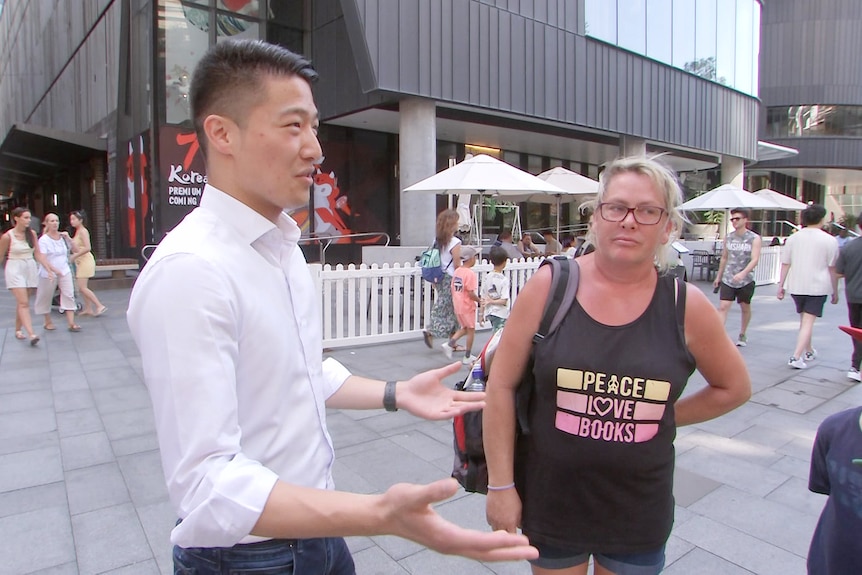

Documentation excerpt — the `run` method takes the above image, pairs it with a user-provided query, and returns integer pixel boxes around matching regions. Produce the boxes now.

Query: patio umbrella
[508,167,599,237]
[403,154,565,244]
[678,184,780,211]
[753,188,809,211]
[679,184,780,239]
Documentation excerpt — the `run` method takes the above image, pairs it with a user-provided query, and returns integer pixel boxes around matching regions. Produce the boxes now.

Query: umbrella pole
[478,190,485,252]
[556,196,562,240]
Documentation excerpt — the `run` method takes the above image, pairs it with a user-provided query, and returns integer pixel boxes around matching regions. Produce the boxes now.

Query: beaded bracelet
[486,482,516,491]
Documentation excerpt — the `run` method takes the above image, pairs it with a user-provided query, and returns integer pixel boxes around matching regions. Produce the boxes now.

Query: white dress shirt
[127,184,351,548]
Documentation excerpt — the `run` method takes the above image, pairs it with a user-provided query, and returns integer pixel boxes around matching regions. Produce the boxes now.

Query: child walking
[442,246,482,364]
[482,246,510,331]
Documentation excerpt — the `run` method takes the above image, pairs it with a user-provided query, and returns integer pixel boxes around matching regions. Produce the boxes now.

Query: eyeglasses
[597,202,667,225]
[730,217,743,222]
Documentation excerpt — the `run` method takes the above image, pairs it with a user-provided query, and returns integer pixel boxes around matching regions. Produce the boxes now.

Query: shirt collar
[200,184,302,248]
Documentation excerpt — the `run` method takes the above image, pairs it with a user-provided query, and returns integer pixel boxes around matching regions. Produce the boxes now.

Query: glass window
[715,0,736,87]
[618,0,646,54]
[269,0,304,26]
[671,0,695,69]
[216,13,259,42]
[585,0,617,44]
[692,0,717,81]
[162,0,210,125]
[766,105,862,138]
[645,0,672,64]
[216,0,258,16]
[750,2,761,95]
[734,0,754,95]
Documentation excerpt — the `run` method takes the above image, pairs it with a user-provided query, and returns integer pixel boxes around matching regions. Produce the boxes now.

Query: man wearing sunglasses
[713,208,762,347]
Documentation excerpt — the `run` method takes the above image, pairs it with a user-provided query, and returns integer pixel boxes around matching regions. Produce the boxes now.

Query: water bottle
[465,364,486,392]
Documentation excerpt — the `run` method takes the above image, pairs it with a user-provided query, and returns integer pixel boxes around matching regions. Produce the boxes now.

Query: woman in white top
[34,213,81,332]
[0,207,57,345]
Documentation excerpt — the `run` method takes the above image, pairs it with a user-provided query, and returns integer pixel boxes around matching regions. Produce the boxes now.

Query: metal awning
[0,123,107,195]
[756,140,798,162]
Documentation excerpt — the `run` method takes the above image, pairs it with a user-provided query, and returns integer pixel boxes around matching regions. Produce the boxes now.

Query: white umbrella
[535,167,598,238]
[678,184,780,211]
[403,154,565,244]
[753,188,809,211]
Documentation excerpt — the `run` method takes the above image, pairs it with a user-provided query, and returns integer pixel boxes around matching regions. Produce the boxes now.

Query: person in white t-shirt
[482,246,510,331]
[777,204,839,369]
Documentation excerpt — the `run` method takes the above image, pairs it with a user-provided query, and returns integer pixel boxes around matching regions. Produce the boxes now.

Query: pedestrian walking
[127,39,536,574]
[422,209,462,350]
[836,214,862,382]
[33,213,81,332]
[777,204,839,369]
[713,208,762,346]
[69,210,107,317]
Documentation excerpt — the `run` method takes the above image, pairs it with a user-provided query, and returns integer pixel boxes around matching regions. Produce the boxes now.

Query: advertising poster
[158,125,206,235]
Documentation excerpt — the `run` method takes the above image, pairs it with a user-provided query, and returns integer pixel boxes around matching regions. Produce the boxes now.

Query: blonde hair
[581,155,687,272]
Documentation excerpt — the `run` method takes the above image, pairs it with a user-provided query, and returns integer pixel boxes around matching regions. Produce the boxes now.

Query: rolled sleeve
[321,357,352,398]
[129,254,278,547]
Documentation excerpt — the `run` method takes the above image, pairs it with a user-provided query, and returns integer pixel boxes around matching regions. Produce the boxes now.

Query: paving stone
[350,546,411,574]
[732,424,796,450]
[0,505,76,574]
[66,462,131,515]
[0,481,67,519]
[86,365,142,390]
[663,547,755,574]
[101,560,161,575]
[136,499,176,575]
[676,446,789,497]
[0,407,56,438]
[61,431,114,470]
[689,485,818,555]
[72,503,152,575]
[673,466,723,507]
[673,515,806,575]
[0,445,63,493]
[398,548,496,574]
[56,408,104,438]
[111,433,160,457]
[0,389,53,414]
[117,450,169,506]
[678,430,784,467]
[51,372,91,392]
[92,385,151,414]
[29,562,80,575]
[387,429,451,462]
[102,407,156,441]
[769,454,813,480]
[765,476,827,518]
[54,389,96,412]
[0,429,58,456]
[337,440,450,492]
[327,411,385,449]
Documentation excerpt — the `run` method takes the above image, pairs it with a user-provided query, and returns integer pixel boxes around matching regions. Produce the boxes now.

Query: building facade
[0,0,765,262]
[756,0,862,225]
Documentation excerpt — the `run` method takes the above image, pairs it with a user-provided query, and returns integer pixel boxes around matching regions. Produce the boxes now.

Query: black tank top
[521,273,695,553]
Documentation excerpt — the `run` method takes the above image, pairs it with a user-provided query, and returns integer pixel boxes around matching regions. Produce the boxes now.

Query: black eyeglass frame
[597,202,668,225]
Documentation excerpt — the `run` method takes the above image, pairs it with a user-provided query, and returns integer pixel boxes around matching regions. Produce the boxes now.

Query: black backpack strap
[673,277,687,337]
[533,257,580,343]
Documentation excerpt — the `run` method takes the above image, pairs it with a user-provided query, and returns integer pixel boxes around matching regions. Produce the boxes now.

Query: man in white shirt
[127,40,536,573]
[777,204,839,369]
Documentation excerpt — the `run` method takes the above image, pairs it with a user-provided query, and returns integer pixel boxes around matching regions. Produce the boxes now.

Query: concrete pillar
[721,155,744,189]
[399,98,437,246]
[619,135,646,157]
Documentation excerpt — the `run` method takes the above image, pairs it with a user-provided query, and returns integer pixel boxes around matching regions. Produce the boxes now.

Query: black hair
[730,208,750,219]
[489,246,508,266]
[802,204,827,226]
[190,39,318,156]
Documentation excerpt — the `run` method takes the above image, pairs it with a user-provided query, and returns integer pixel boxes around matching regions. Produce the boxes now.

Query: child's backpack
[452,257,580,494]
[419,241,446,283]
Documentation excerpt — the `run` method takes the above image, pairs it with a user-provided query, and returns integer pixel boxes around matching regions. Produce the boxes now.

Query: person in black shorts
[713,208,762,347]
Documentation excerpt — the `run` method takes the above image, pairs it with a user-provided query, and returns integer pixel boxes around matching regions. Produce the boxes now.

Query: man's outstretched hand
[380,478,538,563]
[398,362,487,420]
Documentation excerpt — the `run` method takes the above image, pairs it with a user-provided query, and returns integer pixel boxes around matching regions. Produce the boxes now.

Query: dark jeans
[849,302,862,369]
[173,536,355,575]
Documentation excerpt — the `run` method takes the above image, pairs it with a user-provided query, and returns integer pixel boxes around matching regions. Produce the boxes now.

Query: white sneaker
[736,334,747,347]
[462,354,478,365]
[804,349,817,362]
[848,368,861,383]
[440,342,454,360]
[788,356,808,369]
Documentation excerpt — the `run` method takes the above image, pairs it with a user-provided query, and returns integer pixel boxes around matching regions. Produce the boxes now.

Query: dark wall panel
[761,0,862,106]
[330,0,757,159]
[758,138,862,170]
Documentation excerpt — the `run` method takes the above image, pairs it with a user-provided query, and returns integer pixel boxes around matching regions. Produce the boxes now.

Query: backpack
[419,240,448,284]
[452,257,580,494]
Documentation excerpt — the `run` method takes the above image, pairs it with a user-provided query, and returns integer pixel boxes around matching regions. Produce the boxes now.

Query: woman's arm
[484,266,552,532]
[0,232,8,266]
[450,242,461,270]
[675,285,751,426]
[75,228,93,258]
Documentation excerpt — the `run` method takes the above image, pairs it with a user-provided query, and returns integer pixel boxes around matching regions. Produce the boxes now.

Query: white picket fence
[309,258,545,348]
[309,247,784,348]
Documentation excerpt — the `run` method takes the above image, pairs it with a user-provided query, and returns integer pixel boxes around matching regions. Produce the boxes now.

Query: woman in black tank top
[483,157,752,575]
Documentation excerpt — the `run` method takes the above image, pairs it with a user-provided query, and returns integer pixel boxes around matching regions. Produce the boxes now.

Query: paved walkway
[1,277,859,574]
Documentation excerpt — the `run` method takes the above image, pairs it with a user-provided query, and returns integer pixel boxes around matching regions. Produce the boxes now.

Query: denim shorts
[173,536,355,575]
[530,541,666,574]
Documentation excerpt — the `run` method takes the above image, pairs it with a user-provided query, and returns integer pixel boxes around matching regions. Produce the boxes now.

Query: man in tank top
[713,208,762,347]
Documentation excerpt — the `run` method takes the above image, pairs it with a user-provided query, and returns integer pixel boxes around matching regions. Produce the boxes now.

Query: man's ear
[202,114,237,157]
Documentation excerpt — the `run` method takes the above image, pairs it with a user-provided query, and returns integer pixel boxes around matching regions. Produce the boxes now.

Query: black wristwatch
[383,381,398,412]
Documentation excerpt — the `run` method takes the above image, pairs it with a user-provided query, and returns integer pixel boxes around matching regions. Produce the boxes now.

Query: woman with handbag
[483,156,752,575]
[69,210,107,317]
[422,209,462,356]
